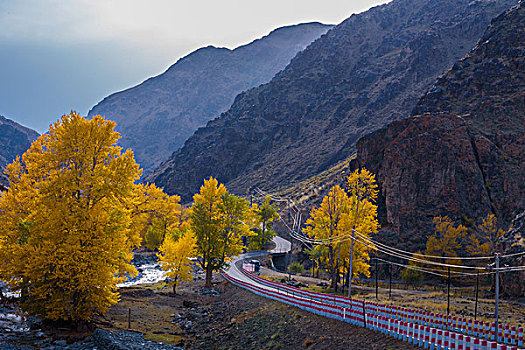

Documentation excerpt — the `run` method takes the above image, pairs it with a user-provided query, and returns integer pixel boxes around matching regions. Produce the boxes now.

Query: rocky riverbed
[0,251,179,349]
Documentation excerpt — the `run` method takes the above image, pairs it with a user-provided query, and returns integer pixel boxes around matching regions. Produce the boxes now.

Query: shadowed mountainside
[88,22,333,174]
[147,0,517,203]
[353,2,524,249]
[0,115,39,190]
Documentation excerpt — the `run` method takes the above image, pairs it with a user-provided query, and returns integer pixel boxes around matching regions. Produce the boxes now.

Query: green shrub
[291,261,305,274]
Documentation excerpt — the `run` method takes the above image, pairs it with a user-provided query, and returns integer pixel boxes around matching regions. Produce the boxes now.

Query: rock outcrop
[88,22,332,174]
[0,115,39,190]
[500,211,525,297]
[147,0,517,202]
[353,2,524,249]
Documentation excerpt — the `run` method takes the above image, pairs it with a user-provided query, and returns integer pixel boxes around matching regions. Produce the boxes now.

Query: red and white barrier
[223,268,524,350]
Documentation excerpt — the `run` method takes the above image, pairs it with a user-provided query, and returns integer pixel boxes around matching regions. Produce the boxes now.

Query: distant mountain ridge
[0,115,39,190]
[148,0,517,202]
[353,1,524,248]
[88,22,333,174]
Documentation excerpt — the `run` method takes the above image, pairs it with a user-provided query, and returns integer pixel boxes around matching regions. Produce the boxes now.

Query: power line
[254,188,525,270]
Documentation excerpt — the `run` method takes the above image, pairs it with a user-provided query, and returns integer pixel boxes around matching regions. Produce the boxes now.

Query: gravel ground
[184,278,421,350]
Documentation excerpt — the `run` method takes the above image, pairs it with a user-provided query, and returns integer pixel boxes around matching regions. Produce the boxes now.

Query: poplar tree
[305,171,379,292]
[249,196,279,250]
[132,183,182,251]
[190,177,253,287]
[0,112,141,321]
[158,231,197,294]
[425,216,468,273]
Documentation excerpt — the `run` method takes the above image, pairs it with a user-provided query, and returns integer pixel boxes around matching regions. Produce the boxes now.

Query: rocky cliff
[500,211,525,297]
[353,2,524,249]
[148,0,517,202]
[88,22,332,174]
[0,115,39,190]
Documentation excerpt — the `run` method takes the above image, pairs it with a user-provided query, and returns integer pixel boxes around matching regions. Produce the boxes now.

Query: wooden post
[362,299,367,328]
[128,308,131,329]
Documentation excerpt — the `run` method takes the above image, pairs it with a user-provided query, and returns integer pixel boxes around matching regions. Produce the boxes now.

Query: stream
[0,253,166,348]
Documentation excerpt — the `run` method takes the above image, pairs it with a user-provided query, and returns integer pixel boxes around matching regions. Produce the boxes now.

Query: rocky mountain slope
[500,211,524,297]
[148,0,517,202]
[353,2,524,248]
[88,22,332,174]
[0,115,39,190]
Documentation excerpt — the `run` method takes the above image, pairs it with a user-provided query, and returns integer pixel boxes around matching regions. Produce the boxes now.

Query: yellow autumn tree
[425,216,468,274]
[305,170,379,292]
[249,197,279,250]
[191,177,254,287]
[305,185,350,290]
[467,214,506,258]
[343,169,379,293]
[158,231,197,294]
[0,112,141,322]
[131,183,182,251]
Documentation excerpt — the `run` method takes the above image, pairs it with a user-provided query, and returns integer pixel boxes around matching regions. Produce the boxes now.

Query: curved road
[224,235,291,293]
[270,235,291,254]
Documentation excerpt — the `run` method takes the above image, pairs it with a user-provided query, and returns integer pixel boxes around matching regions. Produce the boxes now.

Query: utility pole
[495,252,500,343]
[288,234,293,280]
[288,210,299,281]
[375,258,378,301]
[287,199,292,279]
[474,271,479,320]
[389,262,392,299]
[447,267,451,316]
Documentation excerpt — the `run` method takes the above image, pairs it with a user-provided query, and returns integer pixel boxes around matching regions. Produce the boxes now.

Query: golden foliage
[467,214,506,257]
[131,183,182,251]
[0,112,141,321]
[191,177,255,287]
[249,196,279,250]
[158,231,197,294]
[425,216,468,273]
[305,168,379,290]
[346,168,378,203]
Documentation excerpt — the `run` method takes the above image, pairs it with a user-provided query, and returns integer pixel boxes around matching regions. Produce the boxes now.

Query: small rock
[54,340,67,347]
[182,300,198,308]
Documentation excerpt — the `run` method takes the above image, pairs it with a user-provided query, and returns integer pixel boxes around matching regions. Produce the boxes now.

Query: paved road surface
[270,235,291,254]
[224,235,293,295]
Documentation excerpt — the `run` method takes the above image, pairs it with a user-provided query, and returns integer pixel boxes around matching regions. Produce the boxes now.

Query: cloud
[0,0,391,132]
[1,0,391,49]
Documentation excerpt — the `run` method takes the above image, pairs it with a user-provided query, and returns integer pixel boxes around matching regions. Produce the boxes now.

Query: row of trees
[0,112,278,322]
[1,112,502,323]
[157,178,280,294]
[402,214,507,284]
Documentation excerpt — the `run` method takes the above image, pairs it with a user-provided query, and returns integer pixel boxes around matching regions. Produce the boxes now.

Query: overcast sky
[0,0,390,133]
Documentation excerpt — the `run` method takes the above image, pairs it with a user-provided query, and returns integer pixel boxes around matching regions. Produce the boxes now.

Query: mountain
[148,0,517,203]
[88,22,333,174]
[353,2,524,249]
[0,115,39,190]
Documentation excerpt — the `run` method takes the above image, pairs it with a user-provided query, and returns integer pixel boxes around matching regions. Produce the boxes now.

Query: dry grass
[260,271,525,328]
[94,283,184,345]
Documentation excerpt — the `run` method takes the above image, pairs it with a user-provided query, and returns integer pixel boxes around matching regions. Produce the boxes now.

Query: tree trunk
[205,264,213,288]
[329,246,337,289]
[342,260,347,293]
[173,277,178,295]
